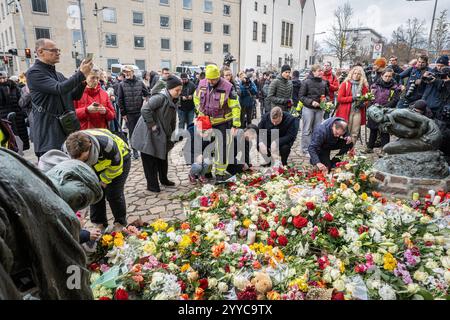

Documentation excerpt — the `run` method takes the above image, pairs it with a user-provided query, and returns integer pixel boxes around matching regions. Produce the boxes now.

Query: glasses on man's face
[42,48,61,53]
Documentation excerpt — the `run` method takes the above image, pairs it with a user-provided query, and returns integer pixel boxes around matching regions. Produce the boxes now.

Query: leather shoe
[160,180,176,187]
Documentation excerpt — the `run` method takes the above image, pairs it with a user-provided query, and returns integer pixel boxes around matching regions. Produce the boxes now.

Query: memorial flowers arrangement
[90,156,450,300]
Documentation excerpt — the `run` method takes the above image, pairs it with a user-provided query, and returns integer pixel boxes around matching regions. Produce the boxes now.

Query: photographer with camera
[238,71,258,128]
[397,54,432,109]
[422,67,450,118]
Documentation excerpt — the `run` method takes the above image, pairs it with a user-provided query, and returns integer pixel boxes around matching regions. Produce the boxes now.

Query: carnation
[293,216,308,229]
[278,235,288,246]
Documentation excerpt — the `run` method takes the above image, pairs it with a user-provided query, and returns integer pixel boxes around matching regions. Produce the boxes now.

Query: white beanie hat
[38,149,71,172]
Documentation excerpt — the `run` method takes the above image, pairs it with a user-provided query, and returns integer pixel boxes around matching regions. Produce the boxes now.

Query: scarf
[351,80,361,110]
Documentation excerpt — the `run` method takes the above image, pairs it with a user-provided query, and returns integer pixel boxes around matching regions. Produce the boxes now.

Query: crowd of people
[1,37,449,235]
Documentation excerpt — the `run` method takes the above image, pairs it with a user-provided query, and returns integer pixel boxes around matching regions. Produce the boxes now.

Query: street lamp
[406,0,439,51]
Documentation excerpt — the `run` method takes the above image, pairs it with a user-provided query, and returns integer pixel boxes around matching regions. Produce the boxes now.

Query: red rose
[199,196,209,207]
[306,202,316,211]
[328,227,340,238]
[115,288,129,300]
[258,219,269,231]
[274,215,279,223]
[277,235,288,246]
[358,225,369,234]
[267,238,275,246]
[225,265,231,273]
[89,263,100,271]
[199,278,209,290]
[323,212,334,222]
[178,280,187,291]
[270,230,278,239]
[281,217,287,226]
[331,292,345,300]
[98,296,111,300]
[293,216,308,229]
[268,202,276,210]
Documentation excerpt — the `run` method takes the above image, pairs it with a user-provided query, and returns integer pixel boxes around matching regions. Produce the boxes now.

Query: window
[184,40,192,51]
[133,12,144,25]
[204,42,212,53]
[306,35,310,50]
[288,0,291,5]
[262,24,267,43]
[223,4,230,16]
[281,21,293,47]
[1,3,4,20]
[161,60,171,70]
[183,19,192,31]
[264,5,267,14]
[254,2,258,11]
[161,38,170,50]
[9,27,13,44]
[223,44,229,54]
[35,27,50,40]
[160,16,170,28]
[107,59,120,71]
[204,0,213,13]
[102,8,116,23]
[32,0,48,14]
[134,36,144,48]
[278,57,282,68]
[257,55,261,67]
[181,61,192,66]
[253,22,258,41]
[223,24,230,35]
[183,0,192,9]
[105,33,117,47]
[135,59,146,71]
[204,22,212,33]
[159,0,169,5]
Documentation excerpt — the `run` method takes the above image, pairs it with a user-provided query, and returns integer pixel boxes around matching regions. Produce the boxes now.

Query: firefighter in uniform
[194,65,241,182]
[64,128,131,231]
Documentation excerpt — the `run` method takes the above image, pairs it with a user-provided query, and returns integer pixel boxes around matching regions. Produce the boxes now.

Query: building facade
[240,0,316,72]
[0,0,240,75]
[345,27,385,62]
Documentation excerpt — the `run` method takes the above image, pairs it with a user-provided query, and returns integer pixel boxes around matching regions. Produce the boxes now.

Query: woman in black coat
[0,72,30,150]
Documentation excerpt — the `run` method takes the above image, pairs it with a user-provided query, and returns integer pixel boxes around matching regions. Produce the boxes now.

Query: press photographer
[422,67,450,118]
[239,71,258,128]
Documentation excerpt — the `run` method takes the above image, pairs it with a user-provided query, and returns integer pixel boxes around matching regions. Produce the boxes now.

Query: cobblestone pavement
[23,112,378,229]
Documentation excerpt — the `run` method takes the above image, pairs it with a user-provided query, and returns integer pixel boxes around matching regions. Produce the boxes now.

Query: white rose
[444,270,450,285]
[250,214,258,222]
[323,273,332,284]
[378,284,396,300]
[344,203,354,212]
[333,279,346,291]
[208,278,218,289]
[440,256,450,269]
[425,260,438,270]
[413,271,428,282]
[218,282,228,293]
[330,269,341,281]
[195,225,202,232]
[407,283,420,294]
[276,226,285,236]
[420,216,432,224]
[435,236,446,246]
[233,276,250,291]
[423,233,435,243]
[388,245,398,254]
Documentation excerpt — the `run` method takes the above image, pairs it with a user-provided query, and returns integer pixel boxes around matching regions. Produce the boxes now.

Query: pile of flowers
[89,156,450,300]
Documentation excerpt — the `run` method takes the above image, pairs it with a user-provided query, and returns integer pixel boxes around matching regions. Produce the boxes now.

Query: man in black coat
[257,107,299,166]
[308,117,353,173]
[178,73,196,134]
[26,38,92,158]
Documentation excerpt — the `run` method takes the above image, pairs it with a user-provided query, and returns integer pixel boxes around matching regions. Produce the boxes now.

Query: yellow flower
[243,219,252,229]
[140,232,148,238]
[142,241,156,254]
[361,193,368,201]
[340,183,348,191]
[114,232,124,239]
[289,278,308,292]
[339,261,346,273]
[267,291,281,300]
[179,235,192,250]
[181,263,191,272]
[383,252,397,271]
[101,234,113,247]
[151,219,168,232]
[114,237,124,247]
[353,183,361,192]
[166,227,175,233]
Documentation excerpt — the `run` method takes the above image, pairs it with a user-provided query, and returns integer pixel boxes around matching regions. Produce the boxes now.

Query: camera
[422,72,436,83]
[405,79,417,100]
[223,53,236,67]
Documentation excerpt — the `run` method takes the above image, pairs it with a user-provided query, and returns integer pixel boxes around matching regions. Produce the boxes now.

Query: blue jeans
[190,162,210,177]
[178,109,195,130]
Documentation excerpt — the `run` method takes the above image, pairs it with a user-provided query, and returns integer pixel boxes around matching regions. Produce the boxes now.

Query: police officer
[64,129,131,232]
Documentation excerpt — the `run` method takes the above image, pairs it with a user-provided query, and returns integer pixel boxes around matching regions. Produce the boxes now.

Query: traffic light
[8,49,18,56]
[25,48,31,59]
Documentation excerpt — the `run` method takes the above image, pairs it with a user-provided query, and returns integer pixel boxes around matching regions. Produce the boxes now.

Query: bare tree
[324,1,357,68]
[431,10,449,60]
[404,18,427,61]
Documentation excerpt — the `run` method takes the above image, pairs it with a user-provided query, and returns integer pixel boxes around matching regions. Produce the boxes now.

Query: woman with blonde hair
[335,66,369,144]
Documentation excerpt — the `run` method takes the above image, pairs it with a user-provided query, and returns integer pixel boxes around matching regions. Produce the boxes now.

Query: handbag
[58,110,80,135]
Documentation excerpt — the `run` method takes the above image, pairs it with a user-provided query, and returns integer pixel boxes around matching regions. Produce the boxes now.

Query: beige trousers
[348,110,362,144]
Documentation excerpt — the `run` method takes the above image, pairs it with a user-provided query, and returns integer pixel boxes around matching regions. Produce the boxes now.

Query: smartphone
[92,102,100,107]
[85,53,94,63]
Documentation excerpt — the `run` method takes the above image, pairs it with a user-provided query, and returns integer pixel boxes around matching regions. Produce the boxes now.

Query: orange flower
[194,287,205,300]
[252,260,262,269]
[190,231,200,244]
[212,242,225,258]
[180,294,189,300]
[210,192,220,204]
[181,222,190,230]
[359,173,367,181]
[131,264,142,273]
[191,251,202,256]
[372,191,382,199]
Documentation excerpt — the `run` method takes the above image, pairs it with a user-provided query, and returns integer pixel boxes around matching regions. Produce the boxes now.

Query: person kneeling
[308,117,353,173]
[227,124,258,176]
[64,129,131,232]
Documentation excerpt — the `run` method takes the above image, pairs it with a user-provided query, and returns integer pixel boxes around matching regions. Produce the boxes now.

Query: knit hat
[0,71,7,78]
[38,149,71,172]
[205,65,220,80]
[180,73,188,79]
[436,55,449,66]
[374,57,387,69]
[196,116,212,131]
[413,100,427,112]
[281,64,292,73]
[166,75,182,90]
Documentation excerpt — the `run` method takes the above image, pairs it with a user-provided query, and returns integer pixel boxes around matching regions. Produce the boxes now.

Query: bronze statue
[367,105,442,154]
[0,148,102,299]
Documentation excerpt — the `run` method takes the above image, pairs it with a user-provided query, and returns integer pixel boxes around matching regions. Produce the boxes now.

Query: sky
[315,0,450,44]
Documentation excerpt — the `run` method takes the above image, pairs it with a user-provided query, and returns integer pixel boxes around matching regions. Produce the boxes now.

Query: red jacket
[74,85,116,130]
[335,81,369,126]
[321,70,339,101]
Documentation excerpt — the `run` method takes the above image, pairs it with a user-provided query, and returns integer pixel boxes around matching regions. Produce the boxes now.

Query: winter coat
[151,78,167,96]
[258,111,299,148]
[26,59,86,154]
[423,79,450,115]
[0,80,29,150]
[179,80,196,112]
[399,66,431,102]
[368,79,401,129]
[74,84,116,130]
[183,123,214,164]
[292,78,302,107]
[149,72,160,90]
[131,89,177,160]
[321,71,339,101]
[18,86,32,116]
[262,81,272,112]
[299,76,330,109]
[239,80,258,109]
[308,117,350,166]
[118,76,149,116]
[266,76,293,110]
[335,81,369,125]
